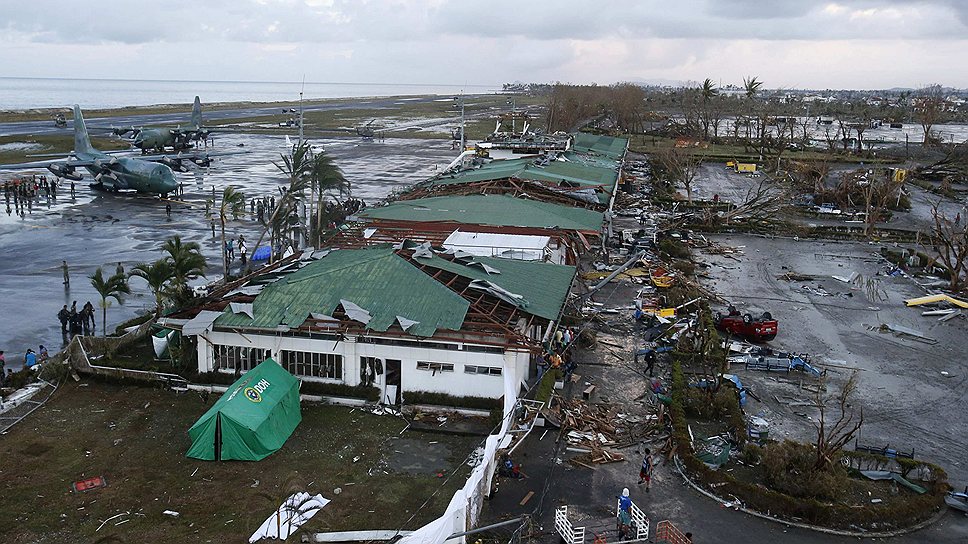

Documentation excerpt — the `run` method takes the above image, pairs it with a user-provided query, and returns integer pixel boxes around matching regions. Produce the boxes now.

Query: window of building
[281,350,343,380]
[416,361,454,374]
[464,365,503,376]
[213,345,271,374]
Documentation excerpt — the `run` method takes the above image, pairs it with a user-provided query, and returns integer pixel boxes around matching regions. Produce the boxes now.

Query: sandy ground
[0,133,460,369]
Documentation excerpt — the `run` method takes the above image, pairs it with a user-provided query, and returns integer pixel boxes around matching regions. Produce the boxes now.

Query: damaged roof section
[210,246,576,338]
[359,194,604,233]
[424,155,619,204]
[572,132,629,160]
[214,247,470,337]
[412,252,576,321]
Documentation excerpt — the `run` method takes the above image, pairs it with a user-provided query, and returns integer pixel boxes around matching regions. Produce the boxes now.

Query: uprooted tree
[921,201,968,292]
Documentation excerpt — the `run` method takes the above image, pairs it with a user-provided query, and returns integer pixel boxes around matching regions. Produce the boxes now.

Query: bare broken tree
[814,371,863,472]
[922,201,968,292]
[914,84,946,147]
[859,169,905,237]
[721,178,786,225]
[653,146,705,203]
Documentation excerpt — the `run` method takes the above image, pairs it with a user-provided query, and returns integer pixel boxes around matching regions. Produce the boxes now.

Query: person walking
[211,218,216,239]
[227,238,234,261]
[70,180,75,197]
[116,262,124,277]
[165,202,172,218]
[638,449,655,491]
[62,260,70,286]
[239,235,247,266]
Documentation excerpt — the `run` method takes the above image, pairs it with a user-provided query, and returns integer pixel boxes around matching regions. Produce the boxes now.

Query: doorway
[384,359,402,405]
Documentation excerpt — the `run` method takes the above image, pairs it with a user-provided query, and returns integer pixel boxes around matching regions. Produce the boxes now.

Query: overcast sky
[1,0,965,89]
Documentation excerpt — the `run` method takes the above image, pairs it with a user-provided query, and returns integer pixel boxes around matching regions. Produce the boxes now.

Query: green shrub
[404,390,501,410]
[762,440,849,501]
[535,368,563,404]
[4,368,37,390]
[300,381,380,401]
[658,239,691,259]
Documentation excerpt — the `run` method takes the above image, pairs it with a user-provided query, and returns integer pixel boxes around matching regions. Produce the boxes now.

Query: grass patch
[0,134,130,166]
[0,381,476,543]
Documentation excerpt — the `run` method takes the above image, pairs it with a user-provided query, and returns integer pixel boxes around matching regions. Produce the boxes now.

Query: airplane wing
[135,149,248,170]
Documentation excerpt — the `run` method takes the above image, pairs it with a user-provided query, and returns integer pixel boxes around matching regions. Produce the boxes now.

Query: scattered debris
[72,476,107,493]
[249,492,330,543]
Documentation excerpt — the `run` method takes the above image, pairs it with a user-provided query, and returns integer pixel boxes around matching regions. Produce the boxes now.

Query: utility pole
[455,92,466,151]
[508,96,516,133]
[298,76,305,146]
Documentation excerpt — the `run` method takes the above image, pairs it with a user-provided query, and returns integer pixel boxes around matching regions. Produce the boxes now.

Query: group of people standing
[3,175,70,217]
[536,326,580,382]
[57,301,96,337]
[225,234,248,266]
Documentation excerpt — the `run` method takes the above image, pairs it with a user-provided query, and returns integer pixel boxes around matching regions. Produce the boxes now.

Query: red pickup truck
[714,306,778,342]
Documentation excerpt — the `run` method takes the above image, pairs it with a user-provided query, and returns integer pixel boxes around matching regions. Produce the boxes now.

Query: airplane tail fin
[73,105,95,154]
[191,96,202,128]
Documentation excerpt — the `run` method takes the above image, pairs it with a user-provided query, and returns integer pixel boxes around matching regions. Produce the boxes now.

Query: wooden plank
[519,491,535,506]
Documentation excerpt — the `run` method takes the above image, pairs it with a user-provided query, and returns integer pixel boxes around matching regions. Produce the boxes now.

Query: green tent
[187,359,302,461]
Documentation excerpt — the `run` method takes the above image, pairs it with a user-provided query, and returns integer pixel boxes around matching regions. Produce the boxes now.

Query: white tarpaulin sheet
[443,230,550,261]
[181,310,225,336]
[249,492,330,543]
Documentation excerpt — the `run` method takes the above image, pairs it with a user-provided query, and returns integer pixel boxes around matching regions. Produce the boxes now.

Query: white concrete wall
[196,330,531,400]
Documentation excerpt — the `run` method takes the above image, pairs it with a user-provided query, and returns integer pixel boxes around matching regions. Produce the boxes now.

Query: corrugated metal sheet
[415,254,575,321]
[215,247,469,337]
[572,132,629,159]
[360,194,604,232]
[443,230,550,261]
[429,156,617,203]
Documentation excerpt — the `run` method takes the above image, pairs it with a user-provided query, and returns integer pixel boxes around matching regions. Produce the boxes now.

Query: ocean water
[0,77,499,110]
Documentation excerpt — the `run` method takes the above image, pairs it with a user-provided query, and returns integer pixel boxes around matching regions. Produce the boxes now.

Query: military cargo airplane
[5,105,229,196]
[112,96,215,153]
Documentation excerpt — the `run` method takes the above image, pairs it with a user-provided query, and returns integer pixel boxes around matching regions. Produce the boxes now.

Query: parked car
[714,305,778,342]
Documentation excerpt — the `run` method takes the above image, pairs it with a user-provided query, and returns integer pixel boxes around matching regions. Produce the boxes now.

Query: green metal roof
[572,132,629,159]
[359,194,604,232]
[415,254,576,321]
[215,247,469,337]
[427,157,618,204]
[433,157,617,187]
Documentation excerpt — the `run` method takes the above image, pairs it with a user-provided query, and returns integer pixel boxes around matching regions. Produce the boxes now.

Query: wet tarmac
[0,95,459,137]
[0,132,460,369]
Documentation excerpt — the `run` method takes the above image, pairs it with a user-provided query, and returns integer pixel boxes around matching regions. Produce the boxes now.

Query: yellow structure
[904,294,968,308]
[736,163,757,173]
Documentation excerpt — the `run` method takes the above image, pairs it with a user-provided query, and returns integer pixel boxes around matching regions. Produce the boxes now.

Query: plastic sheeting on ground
[859,470,927,494]
[249,492,330,542]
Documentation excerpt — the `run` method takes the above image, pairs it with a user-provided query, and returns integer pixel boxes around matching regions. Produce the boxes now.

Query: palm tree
[700,78,718,102]
[218,185,247,281]
[309,149,349,246]
[90,267,131,337]
[162,235,206,300]
[129,259,175,317]
[743,76,762,100]
[249,141,329,270]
